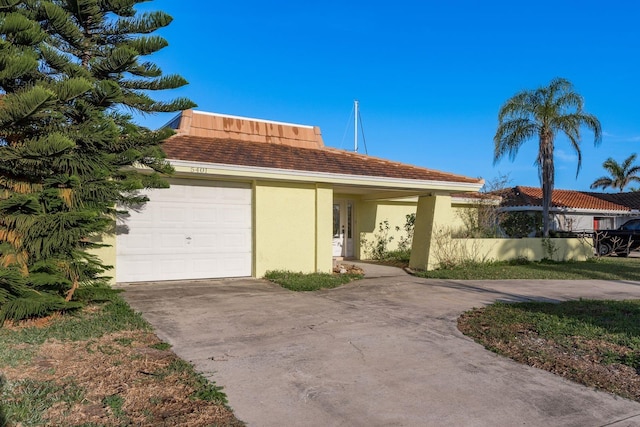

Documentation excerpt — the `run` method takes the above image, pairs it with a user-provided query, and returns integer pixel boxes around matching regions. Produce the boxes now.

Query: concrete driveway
[121,267,640,426]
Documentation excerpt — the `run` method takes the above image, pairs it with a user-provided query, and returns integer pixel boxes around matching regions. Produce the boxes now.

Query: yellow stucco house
[99,110,486,283]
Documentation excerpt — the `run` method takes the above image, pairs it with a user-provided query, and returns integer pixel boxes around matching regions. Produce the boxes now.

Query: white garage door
[116,181,252,282]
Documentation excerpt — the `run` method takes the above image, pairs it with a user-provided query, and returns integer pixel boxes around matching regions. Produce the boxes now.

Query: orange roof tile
[499,186,630,211]
[162,110,481,184]
[162,135,482,184]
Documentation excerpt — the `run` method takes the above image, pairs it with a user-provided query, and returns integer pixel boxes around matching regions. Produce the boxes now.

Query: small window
[594,217,614,230]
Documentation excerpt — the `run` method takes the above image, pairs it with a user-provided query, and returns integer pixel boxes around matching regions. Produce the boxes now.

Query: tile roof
[162,135,482,184]
[589,192,640,210]
[498,186,631,211]
[452,192,502,201]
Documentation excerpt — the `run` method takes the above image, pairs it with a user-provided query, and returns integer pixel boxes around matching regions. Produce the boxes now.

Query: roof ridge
[504,185,631,211]
[322,147,484,182]
[162,135,483,185]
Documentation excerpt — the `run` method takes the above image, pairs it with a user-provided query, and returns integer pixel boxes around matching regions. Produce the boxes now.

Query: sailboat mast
[354,99,359,152]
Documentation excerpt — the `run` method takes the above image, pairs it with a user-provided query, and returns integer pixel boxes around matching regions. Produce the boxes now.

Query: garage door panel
[190,254,252,278]
[119,211,153,229]
[219,231,251,251]
[189,233,218,248]
[120,204,185,230]
[120,231,156,250]
[189,236,251,253]
[215,186,251,202]
[220,255,252,277]
[117,256,191,282]
[159,258,188,280]
[116,182,252,282]
[116,258,154,282]
[160,206,188,225]
[218,206,251,224]
[161,233,188,250]
[192,207,218,224]
[118,232,186,255]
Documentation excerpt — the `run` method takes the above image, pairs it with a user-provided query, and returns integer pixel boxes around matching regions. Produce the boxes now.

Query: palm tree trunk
[541,135,554,237]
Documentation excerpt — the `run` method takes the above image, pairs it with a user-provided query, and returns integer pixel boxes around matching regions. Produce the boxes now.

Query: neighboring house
[497,186,640,233]
[97,110,484,283]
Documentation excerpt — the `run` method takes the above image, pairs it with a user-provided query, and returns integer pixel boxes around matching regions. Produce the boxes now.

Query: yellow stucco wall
[428,237,592,268]
[315,184,334,273]
[409,195,452,270]
[356,200,417,259]
[87,232,116,286]
[254,182,332,276]
[451,204,473,233]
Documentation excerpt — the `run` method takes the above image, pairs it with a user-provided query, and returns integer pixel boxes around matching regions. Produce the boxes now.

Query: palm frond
[494,77,601,236]
[592,154,640,191]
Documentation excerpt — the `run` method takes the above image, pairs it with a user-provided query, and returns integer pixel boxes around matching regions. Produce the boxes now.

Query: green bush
[384,249,411,263]
[500,212,537,238]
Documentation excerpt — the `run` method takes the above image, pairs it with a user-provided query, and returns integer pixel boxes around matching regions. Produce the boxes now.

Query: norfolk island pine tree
[0,0,195,322]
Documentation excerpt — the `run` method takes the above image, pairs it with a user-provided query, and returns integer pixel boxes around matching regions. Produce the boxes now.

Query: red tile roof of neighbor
[498,186,634,211]
[452,192,501,201]
[162,110,483,184]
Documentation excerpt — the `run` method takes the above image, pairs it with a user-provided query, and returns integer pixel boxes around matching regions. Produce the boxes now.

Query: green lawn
[415,257,640,281]
[458,299,640,401]
[264,270,363,291]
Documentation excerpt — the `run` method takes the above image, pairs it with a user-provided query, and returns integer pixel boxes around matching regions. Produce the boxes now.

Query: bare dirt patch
[3,312,63,330]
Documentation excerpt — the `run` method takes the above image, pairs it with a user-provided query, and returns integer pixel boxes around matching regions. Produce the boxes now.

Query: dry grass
[0,300,244,426]
[458,299,640,402]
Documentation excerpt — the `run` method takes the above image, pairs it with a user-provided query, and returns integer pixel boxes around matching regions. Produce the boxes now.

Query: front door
[332,199,354,257]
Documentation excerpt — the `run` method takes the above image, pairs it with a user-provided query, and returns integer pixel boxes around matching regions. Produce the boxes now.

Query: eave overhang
[169,159,483,196]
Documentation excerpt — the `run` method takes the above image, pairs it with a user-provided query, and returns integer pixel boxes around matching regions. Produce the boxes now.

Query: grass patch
[0,292,243,426]
[415,257,640,280]
[458,299,640,401]
[102,394,125,418]
[150,341,172,351]
[1,378,85,426]
[367,249,412,268]
[264,270,363,291]
[0,291,149,369]
[2,291,149,345]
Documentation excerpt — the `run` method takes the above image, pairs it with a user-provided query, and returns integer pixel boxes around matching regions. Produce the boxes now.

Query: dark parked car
[595,219,640,256]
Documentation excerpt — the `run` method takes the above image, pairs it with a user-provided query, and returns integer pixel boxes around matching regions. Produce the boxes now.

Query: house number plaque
[190,167,207,173]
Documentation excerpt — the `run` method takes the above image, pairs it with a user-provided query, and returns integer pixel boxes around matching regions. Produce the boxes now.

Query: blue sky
[136,0,640,192]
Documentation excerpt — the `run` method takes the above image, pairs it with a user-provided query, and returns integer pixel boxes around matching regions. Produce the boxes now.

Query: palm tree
[494,78,602,237]
[590,154,640,192]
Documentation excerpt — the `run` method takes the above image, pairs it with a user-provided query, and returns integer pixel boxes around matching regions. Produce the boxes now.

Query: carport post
[409,194,452,271]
